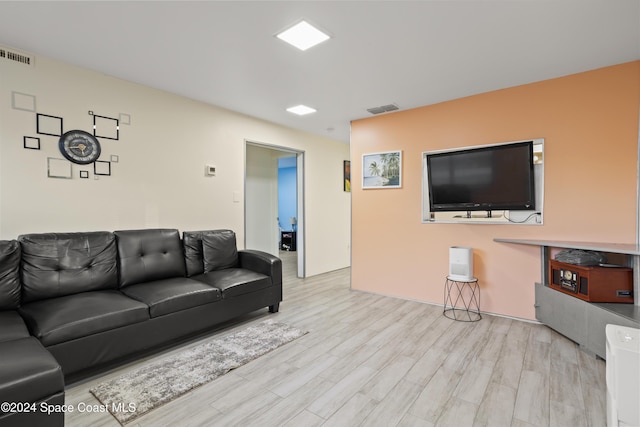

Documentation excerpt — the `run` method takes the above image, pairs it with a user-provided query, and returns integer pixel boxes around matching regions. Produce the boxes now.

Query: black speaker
[579,277,588,295]
[552,269,560,286]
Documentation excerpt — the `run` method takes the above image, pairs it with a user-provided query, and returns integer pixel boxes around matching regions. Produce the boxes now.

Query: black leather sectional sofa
[0,228,282,427]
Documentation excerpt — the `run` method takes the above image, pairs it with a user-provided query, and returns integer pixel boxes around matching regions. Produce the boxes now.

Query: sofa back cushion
[115,229,186,287]
[202,232,239,272]
[19,232,118,303]
[0,240,21,309]
[183,230,238,276]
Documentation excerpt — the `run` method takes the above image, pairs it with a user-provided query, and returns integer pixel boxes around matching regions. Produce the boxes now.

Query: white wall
[0,53,351,276]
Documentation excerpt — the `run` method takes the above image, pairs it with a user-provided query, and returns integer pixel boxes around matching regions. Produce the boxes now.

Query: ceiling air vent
[0,45,35,67]
[366,103,399,115]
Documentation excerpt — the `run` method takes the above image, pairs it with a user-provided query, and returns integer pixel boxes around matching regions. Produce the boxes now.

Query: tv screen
[426,141,536,212]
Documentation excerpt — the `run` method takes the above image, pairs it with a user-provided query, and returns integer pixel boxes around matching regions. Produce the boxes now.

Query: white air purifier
[606,324,640,427]
[449,246,474,281]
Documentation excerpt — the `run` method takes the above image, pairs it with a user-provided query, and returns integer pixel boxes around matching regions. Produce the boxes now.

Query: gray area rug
[90,319,306,425]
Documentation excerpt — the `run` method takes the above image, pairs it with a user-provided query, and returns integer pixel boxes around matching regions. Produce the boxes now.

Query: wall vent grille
[366,103,399,115]
[0,45,35,67]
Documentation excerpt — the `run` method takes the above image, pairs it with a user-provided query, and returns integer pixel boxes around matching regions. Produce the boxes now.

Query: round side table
[443,276,481,322]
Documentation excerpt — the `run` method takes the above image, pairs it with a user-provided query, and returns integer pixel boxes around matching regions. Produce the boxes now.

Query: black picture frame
[93,115,119,140]
[94,160,111,176]
[36,113,64,137]
[23,136,40,150]
[79,171,89,179]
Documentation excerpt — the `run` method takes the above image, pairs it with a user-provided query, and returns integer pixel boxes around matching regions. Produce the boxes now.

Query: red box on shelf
[549,259,633,303]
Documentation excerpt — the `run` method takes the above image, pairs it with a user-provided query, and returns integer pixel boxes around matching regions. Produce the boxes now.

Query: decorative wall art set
[341,151,403,191]
[12,90,130,180]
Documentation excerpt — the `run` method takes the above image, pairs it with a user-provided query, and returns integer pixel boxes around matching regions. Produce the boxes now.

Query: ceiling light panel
[286,105,317,116]
[276,20,330,51]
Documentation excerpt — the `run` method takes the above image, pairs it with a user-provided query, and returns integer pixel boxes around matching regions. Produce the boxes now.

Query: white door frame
[244,140,305,278]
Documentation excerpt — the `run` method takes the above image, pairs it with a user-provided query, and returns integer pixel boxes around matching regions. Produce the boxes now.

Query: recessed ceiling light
[286,105,317,116]
[276,20,330,51]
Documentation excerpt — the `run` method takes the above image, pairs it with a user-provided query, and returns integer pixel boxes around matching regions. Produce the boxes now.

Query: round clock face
[58,130,101,165]
[563,270,573,281]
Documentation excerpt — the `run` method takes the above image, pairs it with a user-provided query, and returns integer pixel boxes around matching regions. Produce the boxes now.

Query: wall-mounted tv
[426,140,536,213]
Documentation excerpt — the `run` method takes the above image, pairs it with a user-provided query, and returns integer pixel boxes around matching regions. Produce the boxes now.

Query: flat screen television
[426,140,536,213]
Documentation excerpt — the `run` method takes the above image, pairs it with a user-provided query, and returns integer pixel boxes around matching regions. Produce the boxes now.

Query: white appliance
[448,246,473,281]
[606,324,640,427]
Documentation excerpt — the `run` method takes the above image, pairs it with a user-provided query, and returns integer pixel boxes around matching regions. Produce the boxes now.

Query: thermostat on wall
[205,165,216,176]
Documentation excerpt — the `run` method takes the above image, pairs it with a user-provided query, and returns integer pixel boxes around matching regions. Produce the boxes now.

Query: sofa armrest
[238,250,282,286]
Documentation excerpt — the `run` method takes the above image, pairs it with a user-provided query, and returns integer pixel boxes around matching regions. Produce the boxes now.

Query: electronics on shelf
[549,259,633,303]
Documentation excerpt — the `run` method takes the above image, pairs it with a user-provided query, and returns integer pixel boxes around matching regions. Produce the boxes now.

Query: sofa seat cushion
[0,311,30,343]
[120,277,222,318]
[192,268,272,298]
[0,337,63,404]
[18,290,150,346]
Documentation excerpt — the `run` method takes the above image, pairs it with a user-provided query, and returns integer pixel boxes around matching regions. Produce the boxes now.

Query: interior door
[245,141,305,277]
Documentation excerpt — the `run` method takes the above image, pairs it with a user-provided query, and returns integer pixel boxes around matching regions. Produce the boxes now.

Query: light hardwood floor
[65,252,607,426]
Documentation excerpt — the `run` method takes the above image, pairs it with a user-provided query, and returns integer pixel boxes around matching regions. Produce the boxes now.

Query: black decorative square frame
[93,115,119,140]
[23,136,40,150]
[94,161,111,176]
[36,113,63,137]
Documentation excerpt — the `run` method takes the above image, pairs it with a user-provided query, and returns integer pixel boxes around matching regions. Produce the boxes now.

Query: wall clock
[58,130,101,164]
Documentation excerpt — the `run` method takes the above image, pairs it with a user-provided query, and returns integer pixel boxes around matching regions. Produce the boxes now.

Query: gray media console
[495,238,640,359]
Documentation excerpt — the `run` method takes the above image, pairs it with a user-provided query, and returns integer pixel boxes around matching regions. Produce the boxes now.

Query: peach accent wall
[350,61,640,320]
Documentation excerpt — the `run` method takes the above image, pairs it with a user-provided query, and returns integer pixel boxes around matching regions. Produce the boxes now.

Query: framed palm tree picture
[362,150,402,189]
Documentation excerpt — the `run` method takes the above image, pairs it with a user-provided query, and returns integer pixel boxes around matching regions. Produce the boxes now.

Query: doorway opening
[244,141,305,278]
